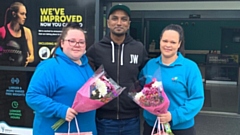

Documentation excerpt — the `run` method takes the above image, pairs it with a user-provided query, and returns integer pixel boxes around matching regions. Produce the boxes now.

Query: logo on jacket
[172,77,178,81]
[130,54,138,64]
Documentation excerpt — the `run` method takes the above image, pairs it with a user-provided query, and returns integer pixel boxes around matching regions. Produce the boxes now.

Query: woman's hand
[25,52,34,67]
[25,52,30,67]
[157,111,172,123]
[65,108,78,122]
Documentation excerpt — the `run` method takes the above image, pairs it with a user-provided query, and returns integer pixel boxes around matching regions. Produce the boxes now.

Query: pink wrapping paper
[135,89,169,115]
[71,65,125,113]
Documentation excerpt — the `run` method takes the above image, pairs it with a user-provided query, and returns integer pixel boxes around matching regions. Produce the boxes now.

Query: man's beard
[112,31,126,37]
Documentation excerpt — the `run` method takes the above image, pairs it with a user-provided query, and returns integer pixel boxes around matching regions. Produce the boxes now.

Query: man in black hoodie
[86,4,149,135]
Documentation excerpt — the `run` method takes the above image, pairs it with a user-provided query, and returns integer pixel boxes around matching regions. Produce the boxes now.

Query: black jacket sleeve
[86,44,96,70]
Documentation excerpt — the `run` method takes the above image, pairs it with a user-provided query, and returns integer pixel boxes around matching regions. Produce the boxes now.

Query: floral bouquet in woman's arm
[129,77,174,135]
[72,68,125,112]
[52,65,125,131]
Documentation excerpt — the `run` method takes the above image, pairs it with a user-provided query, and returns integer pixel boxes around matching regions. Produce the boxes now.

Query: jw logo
[130,54,138,64]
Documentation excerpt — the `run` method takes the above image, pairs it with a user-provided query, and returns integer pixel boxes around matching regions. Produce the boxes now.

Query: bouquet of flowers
[52,65,125,131]
[129,77,173,135]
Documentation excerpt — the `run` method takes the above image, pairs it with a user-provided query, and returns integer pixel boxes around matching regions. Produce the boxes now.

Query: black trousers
[143,121,196,135]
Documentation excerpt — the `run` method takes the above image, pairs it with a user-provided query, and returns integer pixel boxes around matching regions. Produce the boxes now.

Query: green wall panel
[148,20,240,50]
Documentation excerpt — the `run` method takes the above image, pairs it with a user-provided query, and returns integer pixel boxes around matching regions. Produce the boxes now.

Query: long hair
[4,2,25,25]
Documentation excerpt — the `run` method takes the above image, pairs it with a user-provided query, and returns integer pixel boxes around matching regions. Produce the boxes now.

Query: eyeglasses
[64,39,85,46]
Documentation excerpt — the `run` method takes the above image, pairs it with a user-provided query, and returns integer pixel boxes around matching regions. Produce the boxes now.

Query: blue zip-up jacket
[26,47,97,135]
[140,53,204,130]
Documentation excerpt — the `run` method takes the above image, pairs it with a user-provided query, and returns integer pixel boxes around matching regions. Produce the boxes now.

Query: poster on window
[0,0,95,67]
[0,70,34,135]
[0,0,96,134]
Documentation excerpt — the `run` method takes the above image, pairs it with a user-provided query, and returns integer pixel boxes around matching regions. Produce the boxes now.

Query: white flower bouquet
[52,65,125,131]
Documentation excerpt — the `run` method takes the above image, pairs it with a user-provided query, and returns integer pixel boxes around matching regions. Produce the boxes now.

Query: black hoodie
[86,34,149,119]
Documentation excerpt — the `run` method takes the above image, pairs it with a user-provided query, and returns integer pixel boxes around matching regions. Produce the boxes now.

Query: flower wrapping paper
[52,65,125,131]
[129,78,170,115]
[72,65,125,112]
[129,75,173,135]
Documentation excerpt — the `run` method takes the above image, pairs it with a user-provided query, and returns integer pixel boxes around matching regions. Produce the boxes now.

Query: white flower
[152,81,162,88]
[95,79,107,97]
[134,91,144,103]
[92,90,96,96]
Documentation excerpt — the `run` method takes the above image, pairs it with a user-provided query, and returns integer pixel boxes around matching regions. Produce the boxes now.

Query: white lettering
[130,54,139,64]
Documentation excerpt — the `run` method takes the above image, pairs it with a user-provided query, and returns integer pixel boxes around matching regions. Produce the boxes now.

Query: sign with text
[0,70,33,134]
[206,54,239,64]
[0,0,95,67]
[0,0,96,134]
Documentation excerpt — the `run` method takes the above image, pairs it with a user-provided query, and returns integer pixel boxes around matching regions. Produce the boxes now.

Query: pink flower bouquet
[72,66,125,112]
[52,65,125,131]
[129,77,173,135]
[132,78,169,114]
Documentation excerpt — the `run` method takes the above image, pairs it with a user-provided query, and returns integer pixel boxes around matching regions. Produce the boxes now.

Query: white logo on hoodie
[130,54,139,64]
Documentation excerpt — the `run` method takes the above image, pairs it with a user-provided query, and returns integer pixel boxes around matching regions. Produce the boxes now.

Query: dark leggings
[143,121,196,135]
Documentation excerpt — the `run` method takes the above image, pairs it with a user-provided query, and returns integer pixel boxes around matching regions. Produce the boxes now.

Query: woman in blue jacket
[141,24,204,135]
[26,23,97,135]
